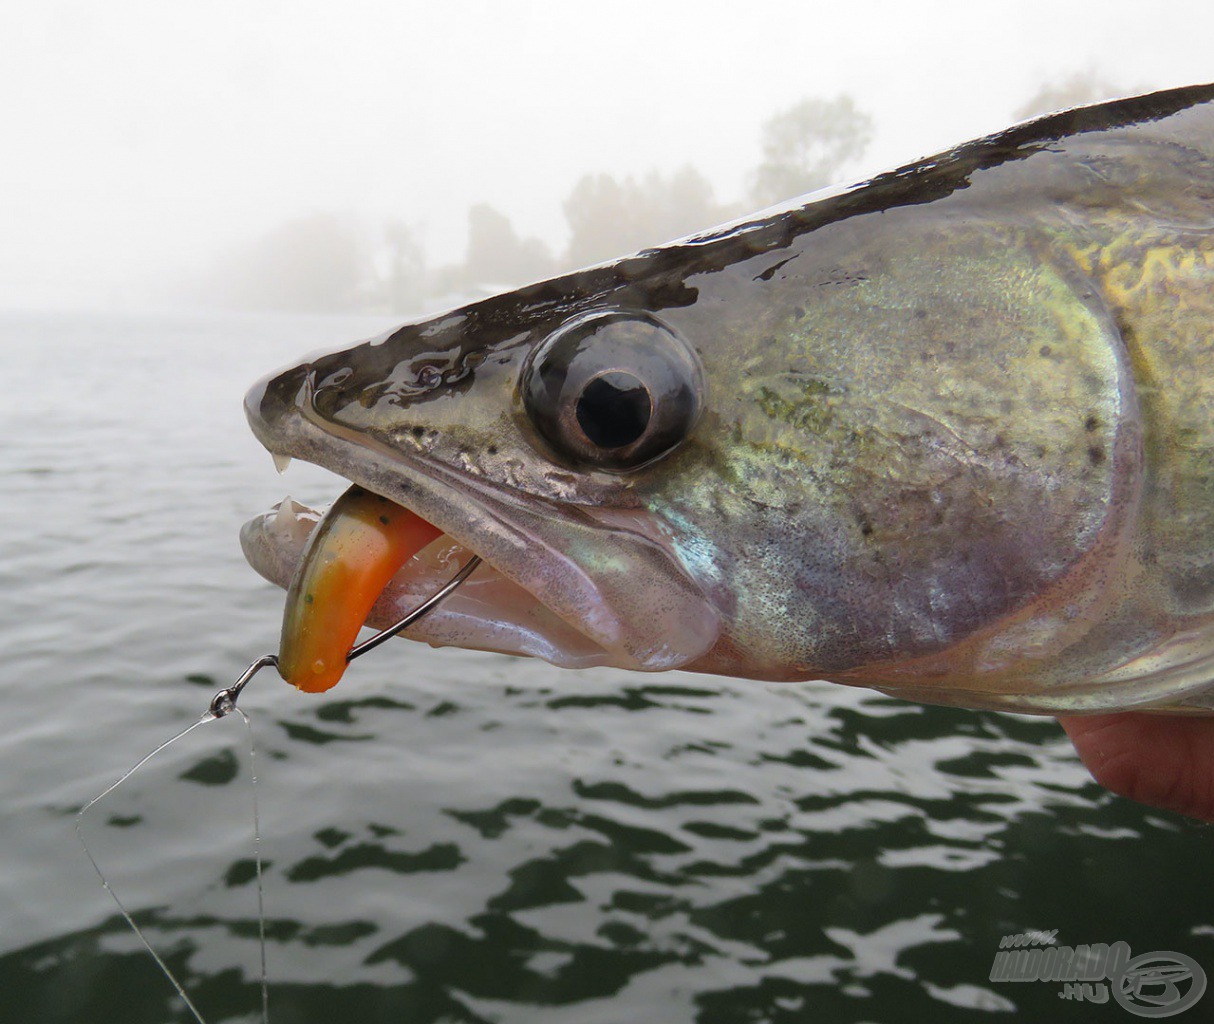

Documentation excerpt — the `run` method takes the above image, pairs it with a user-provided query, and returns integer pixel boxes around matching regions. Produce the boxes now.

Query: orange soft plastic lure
[278,485,442,691]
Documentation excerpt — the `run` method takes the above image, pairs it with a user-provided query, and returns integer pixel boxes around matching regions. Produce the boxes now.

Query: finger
[1059,713,1214,823]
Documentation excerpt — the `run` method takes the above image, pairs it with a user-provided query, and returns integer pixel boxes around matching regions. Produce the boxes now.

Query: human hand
[1059,713,1214,823]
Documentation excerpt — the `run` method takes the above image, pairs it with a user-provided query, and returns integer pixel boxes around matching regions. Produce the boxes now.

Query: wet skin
[242,85,1214,816]
[1060,715,1214,822]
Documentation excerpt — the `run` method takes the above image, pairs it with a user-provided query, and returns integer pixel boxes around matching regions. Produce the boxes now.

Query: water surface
[1,310,1210,1023]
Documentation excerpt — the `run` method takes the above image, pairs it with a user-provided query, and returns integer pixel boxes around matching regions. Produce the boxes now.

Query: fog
[4,0,1213,313]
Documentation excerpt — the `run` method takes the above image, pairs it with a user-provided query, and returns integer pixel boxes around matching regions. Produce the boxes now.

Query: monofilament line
[76,708,271,1024]
[75,551,479,1021]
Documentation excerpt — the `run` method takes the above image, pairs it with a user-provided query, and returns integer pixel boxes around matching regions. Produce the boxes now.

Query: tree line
[201,74,1122,315]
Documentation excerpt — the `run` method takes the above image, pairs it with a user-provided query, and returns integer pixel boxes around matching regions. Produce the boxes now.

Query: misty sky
[4,0,1214,310]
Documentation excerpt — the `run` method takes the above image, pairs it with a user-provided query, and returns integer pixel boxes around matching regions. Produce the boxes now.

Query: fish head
[244,83,1214,712]
[242,271,729,674]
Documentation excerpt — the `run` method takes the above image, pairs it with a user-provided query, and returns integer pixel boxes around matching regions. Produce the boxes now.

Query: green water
[1,311,1209,1023]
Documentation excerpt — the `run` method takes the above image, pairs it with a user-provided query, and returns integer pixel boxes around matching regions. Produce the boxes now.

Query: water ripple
[4,311,1211,1024]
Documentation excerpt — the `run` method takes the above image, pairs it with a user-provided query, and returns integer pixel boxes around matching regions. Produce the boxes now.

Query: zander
[242,84,1214,714]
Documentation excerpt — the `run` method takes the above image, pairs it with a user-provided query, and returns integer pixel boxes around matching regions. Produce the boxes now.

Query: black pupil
[576,372,651,449]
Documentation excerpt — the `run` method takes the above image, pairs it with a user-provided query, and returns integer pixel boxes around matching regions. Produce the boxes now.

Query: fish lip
[243,364,721,671]
[244,362,313,466]
[240,496,616,668]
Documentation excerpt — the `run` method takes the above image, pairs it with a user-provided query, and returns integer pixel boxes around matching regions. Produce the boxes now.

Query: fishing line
[76,703,269,1024]
[75,554,479,1022]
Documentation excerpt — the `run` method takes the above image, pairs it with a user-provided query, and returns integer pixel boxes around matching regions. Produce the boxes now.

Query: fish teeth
[272,452,293,474]
[275,496,310,519]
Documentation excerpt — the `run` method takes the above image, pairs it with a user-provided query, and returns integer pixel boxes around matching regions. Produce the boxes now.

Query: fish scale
[242,84,1214,715]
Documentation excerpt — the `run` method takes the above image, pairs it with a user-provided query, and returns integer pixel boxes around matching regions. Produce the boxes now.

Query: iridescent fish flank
[242,84,1214,715]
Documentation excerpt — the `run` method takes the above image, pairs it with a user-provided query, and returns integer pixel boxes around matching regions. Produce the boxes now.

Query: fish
[241,83,1214,715]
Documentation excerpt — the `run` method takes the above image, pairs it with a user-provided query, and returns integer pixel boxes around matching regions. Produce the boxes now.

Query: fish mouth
[241,495,615,668]
[240,363,722,673]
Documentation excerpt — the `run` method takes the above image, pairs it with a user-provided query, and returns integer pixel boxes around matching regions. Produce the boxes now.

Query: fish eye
[521,311,703,471]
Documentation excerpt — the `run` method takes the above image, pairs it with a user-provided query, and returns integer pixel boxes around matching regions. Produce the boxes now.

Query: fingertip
[1059,713,1214,823]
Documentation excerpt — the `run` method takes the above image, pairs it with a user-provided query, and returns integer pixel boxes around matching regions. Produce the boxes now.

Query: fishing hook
[208,554,482,717]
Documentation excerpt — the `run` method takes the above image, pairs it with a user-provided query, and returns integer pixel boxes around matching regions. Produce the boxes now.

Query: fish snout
[244,362,312,454]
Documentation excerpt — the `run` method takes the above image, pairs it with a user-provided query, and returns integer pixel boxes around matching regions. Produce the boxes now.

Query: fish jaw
[242,354,723,674]
[240,497,619,669]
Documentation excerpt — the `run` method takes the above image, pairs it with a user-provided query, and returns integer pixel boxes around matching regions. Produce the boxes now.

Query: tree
[463,202,552,287]
[563,173,629,268]
[206,212,370,312]
[1013,72,1126,121]
[563,165,727,269]
[381,218,427,313]
[750,95,874,207]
